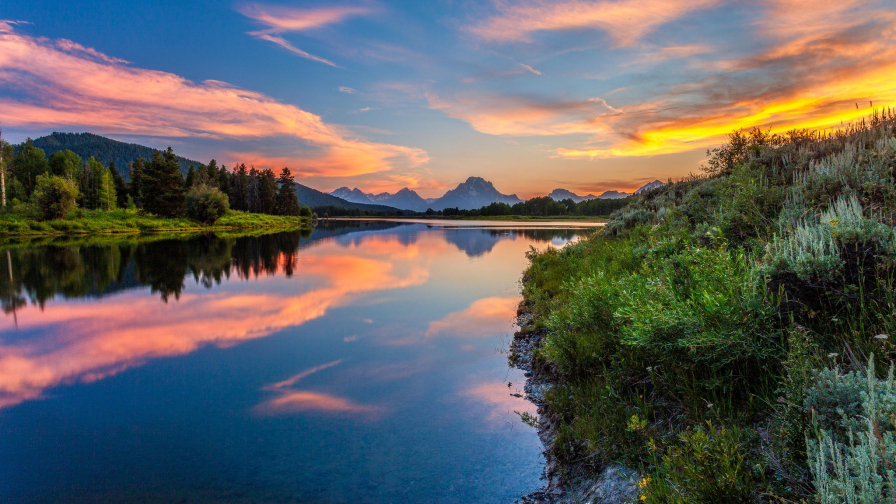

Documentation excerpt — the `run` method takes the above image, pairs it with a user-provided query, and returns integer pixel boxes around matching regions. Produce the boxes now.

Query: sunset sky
[2,0,895,198]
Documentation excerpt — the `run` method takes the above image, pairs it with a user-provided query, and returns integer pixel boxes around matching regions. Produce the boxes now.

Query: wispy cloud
[468,0,719,45]
[338,86,358,94]
[253,33,337,67]
[237,2,373,65]
[0,25,428,178]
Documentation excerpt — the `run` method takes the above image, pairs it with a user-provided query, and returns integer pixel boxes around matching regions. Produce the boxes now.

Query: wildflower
[640,496,647,501]
[875,334,889,340]
[828,353,839,358]
[638,477,651,488]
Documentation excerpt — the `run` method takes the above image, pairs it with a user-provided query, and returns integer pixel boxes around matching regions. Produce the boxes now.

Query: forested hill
[24,132,203,176]
[22,132,401,213]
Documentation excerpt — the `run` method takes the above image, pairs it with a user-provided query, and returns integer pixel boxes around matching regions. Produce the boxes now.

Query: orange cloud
[0,237,429,409]
[445,0,896,160]
[468,0,718,45]
[0,25,428,178]
[426,296,519,338]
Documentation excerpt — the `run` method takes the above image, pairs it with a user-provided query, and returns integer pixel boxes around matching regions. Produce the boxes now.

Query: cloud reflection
[426,296,519,338]
[0,236,428,409]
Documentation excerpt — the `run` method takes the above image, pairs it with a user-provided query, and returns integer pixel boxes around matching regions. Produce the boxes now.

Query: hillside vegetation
[520,111,896,503]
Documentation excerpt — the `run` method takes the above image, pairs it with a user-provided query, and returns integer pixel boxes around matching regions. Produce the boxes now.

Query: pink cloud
[426,296,519,338]
[468,0,719,45]
[0,26,428,178]
[237,3,373,65]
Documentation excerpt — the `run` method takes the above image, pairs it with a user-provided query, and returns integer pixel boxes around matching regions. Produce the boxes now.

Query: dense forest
[518,111,896,503]
[0,136,310,224]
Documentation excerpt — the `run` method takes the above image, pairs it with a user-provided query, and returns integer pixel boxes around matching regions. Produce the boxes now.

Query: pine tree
[259,168,277,215]
[129,158,145,209]
[109,160,128,208]
[196,164,208,185]
[142,148,185,218]
[206,159,219,189]
[230,163,248,211]
[184,165,196,188]
[275,167,300,216]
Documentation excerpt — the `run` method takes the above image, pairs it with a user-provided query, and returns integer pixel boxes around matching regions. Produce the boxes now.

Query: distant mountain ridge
[548,188,598,203]
[548,181,666,202]
[330,177,522,211]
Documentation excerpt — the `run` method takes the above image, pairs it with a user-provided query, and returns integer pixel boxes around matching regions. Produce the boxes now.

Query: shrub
[185,184,229,224]
[808,358,896,503]
[299,206,312,218]
[31,174,78,220]
[639,422,756,504]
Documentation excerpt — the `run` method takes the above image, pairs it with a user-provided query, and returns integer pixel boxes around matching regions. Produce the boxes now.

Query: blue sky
[2,0,895,197]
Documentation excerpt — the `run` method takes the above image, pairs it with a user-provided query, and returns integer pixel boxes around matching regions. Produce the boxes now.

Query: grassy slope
[0,209,309,236]
[520,113,896,503]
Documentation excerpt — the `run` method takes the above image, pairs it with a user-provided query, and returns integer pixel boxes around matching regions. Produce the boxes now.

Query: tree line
[0,135,310,223]
[435,195,630,217]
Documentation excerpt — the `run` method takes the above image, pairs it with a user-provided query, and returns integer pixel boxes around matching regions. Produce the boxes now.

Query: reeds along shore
[519,110,896,503]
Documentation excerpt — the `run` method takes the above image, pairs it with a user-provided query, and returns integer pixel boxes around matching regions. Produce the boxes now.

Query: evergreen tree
[230,163,248,211]
[196,164,208,185]
[12,139,49,196]
[142,148,185,218]
[246,167,260,213]
[275,167,300,216]
[109,160,128,208]
[205,159,218,188]
[184,165,196,188]
[129,158,145,209]
[48,149,82,179]
[217,163,230,196]
[80,157,116,210]
[259,168,277,215]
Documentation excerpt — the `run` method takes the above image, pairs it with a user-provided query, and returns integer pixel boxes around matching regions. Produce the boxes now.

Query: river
[0,220,598,503]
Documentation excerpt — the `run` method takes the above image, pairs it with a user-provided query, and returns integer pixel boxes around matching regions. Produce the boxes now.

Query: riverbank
[511,116,896,503]
[0,209,310,236]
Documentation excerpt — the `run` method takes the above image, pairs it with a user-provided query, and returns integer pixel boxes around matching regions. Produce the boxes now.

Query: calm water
[0,220,596,503]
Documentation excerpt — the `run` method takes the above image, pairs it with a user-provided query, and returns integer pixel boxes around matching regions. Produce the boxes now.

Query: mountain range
[18,132,664,213]
[331,176,523,211]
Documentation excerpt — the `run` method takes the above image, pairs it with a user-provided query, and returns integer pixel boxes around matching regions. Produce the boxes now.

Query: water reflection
[0,221,590,504]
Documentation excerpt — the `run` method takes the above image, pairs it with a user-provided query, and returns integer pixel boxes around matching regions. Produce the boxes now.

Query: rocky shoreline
[510,302,638,504]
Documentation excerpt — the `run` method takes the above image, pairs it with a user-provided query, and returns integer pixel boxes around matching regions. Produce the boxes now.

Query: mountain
[24,132,203,177]
[548,188,598,203]
[296,183,400,212]
[430,176,522,210]
[597,190,632,199]
[329,187,432,211]
[330,187,375,204]
[635,180,666,194]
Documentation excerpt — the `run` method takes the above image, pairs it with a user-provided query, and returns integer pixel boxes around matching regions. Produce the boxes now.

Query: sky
[1,0,895,198]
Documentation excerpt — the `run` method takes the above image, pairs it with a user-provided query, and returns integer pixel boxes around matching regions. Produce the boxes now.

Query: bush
[639,422,756,504]
[31,174,78,220]
[299,206,312,218]
[808,358,896,503]
[185,184,229,224]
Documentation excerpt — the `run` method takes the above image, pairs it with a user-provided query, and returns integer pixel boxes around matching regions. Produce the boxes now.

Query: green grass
[0,208,309,237]
[520,111,896,502]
